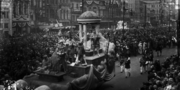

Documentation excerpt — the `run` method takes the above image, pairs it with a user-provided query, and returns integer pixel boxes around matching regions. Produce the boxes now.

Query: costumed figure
[75,43,85,64]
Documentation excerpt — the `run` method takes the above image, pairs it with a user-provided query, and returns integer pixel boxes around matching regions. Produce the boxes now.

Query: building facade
[135,0,141,20]
[0,0,13,35]
[70,0,82,26]
[12,0,31,34]
[82,0,122,28]
[160,0,176,24]
[31,0,58,25]
[57,0,71,26]
[0,0,32,35]
[31,0,71,27]
[140,0,160,26]
[30,0,130,29]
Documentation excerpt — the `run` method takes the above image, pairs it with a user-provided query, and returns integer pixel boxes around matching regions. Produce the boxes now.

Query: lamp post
[142,2,147,29]
[81,0,84,13]
[70,4,73,33]
[145,4,147,29]
[122,0,126,37]
[168,5,171,32]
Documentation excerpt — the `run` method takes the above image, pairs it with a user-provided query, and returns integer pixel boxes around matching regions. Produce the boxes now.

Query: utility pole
[177,6,180,58]
[70,4,73,33]
[0,0,1,37]
[122,0,125,36]
[108,3,110,28]
[169,4,171,32]
[144,3,147,29]
[81,0,84,13]
[159,0,162,25]
[112,3,114,30]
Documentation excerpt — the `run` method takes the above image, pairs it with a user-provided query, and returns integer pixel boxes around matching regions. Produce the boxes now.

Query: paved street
[98,47,177,90]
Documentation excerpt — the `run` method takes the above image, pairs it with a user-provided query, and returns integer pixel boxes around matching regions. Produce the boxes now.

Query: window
[76,3,79,10]
[0,23,3,28]
[71,3,74,10]
[5,11,9,19]
[152,4,155,8]
[40,0,42,7]
[72,15,74,22]
[4,23,8,28]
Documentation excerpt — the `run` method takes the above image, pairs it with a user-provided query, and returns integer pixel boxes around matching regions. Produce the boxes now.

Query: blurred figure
[124,57,131,78]
[139,55,146,74]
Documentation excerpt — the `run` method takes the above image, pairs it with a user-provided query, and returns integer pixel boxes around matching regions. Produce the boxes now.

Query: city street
[1,0,179,90]
[29,48,177,90]
[98,47,177,90]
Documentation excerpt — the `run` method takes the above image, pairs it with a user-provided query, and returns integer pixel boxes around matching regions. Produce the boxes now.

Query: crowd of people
[101,27,176,58]
[0,26,178,90]
[0,31,59,83]
[140,55,180,90]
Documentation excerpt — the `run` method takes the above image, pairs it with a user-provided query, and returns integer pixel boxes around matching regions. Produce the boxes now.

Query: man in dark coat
[124,57,131,78]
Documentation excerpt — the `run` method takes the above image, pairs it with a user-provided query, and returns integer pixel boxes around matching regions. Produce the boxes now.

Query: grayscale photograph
[0,0,180,90]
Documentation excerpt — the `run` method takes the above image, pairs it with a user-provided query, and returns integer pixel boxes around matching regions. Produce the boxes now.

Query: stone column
[95,24,100,34]
[83,24,87,48]
[79,24,82,42]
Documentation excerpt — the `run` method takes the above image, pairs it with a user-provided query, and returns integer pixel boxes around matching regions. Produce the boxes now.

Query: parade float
[8,11,116,90]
